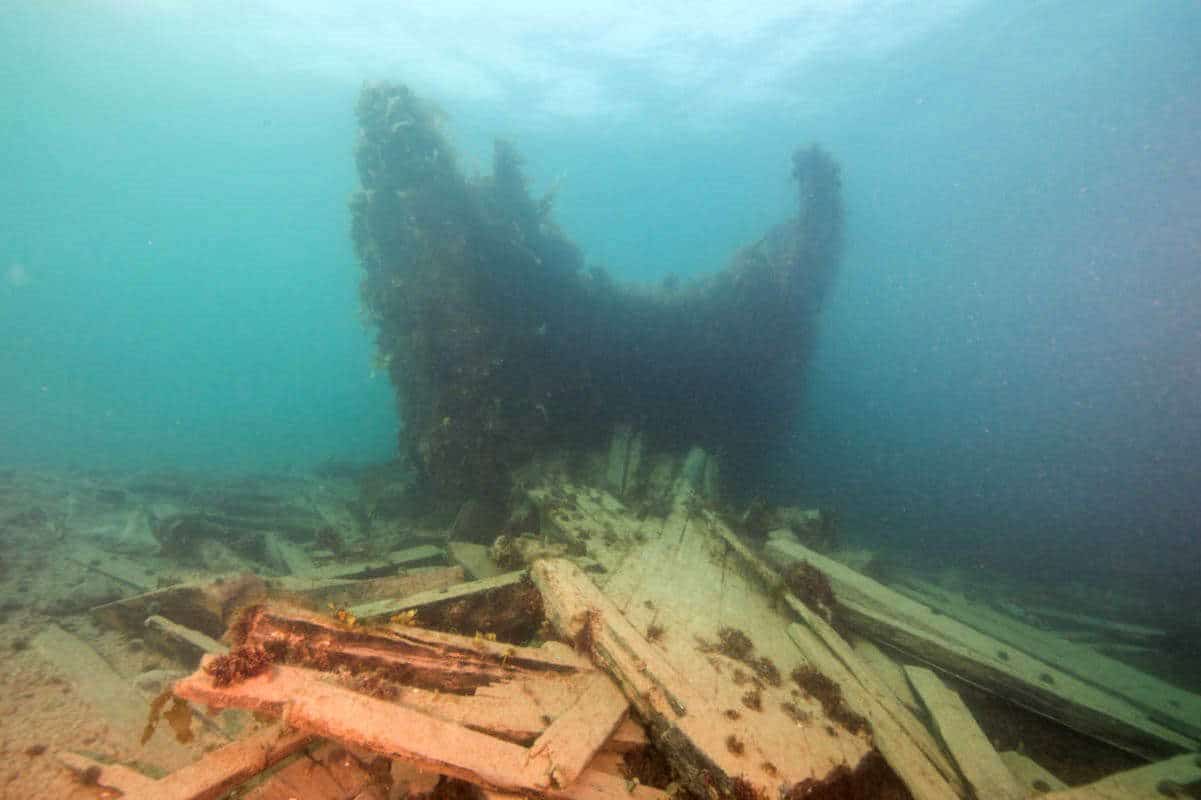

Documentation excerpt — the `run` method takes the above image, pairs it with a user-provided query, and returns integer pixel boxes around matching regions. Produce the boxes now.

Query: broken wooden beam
[1040,752,1201,800]
[786,624,964,800]
[174,657,650,800]
[905,665,1026,800]
[997,751,1068,794]
[894,576,1201,743]
[765,539,1199,758]
[122,726,312,800]
[351,569,527,623]
[532,554,877,800]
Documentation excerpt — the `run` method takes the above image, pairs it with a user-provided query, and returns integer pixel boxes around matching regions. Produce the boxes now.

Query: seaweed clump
[205,645,273,688]
[790,665,871,737]
[782,560,836,622]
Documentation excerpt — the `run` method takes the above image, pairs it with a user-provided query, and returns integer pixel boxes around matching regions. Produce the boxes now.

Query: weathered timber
[240,741,381,800]
[849,636,923,715]
[145,614,228,661]
[275,565,465,609]
[702,522,963,795]
[997,751,1068,794]
[120,726,313,800]
[905,665,1027,800]
[1041,753,1201,800]
[765,538,1198,757]
[300,544,446,581]
[68,540,156,591]
[351,569,527,622]
[57,752,159,795]
[532,545,878,800]
[33,625,180,752]
[787,624,964,800]
[91,573,267,638]
[895,577,1201,743]
[175,658,652,800]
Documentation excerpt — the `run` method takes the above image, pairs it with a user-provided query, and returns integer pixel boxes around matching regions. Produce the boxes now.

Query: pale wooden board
[787,624,964,800]
[145,614,229,661]
[998,751,1068,794]
[905,666,1026,800]
[849,635,923,715]
[709,527,962,795]
[532,548,869,800]
[175,659,653,800]
[68,540,156,590]
[123,727,313,800]
[765,539,1197,757]
[525,671,629,787]
[1041,753,1201,800]
[588,500,871,788]
[449,541,504,579]
[351,570,526,621]
[302,544,447,581]
[894,577,1201,743]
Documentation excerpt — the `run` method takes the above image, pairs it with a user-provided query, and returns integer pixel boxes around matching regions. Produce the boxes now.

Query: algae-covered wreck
[350,83,843,518]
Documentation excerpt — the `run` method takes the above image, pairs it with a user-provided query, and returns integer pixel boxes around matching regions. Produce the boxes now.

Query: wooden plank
[787,624,964,800]
[706,526,963,795]
[276,565,465,609]
[526,671,629,788]
[351,570,526,622]
[123,726,313,800]
[1041,753,1201,800]
[895,577,1201,743]
[57,752,159,795]
[33,624,159,735]
[175,658,639,799]
[68,540,156,590]
[145,614,229,661]
[532,549,871,800]
[302,544,446,581]
[905,666,1026,800]
[765,539,1198,758]
[1019,604,1166,643]
[449,541,504,579]
[91,574,267,638]
[998,751,1068,794]
[849,636,922,714]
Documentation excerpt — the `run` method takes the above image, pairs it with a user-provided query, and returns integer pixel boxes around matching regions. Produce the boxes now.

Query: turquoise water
[2,3,1198,588]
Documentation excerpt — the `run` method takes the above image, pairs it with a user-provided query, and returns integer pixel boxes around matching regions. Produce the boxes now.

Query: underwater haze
[3,2,1199,594]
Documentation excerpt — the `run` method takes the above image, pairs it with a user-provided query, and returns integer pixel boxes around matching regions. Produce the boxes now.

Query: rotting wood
[449,541,504,579]
[174,658,653,800]
[274,565,465,609]
[57,751,159,795]
[300,544,447,581]
[765,539,1199,758]
[704,523,963,794]
[531,549,875,800]
[120,725,313,800]
[997,751,1068,794]
[91,573,267,638]
[351,569,527,622]
[905,665,1026,800]
[240,741,380,800]
[849,636,923,715]
[233,604,580,693]
[145,614,229,661]
[68,540,157,591]
[524,671,629,789]
[1040,752,1201,800]
[894,576,1201,743]
[787,624,964,800]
